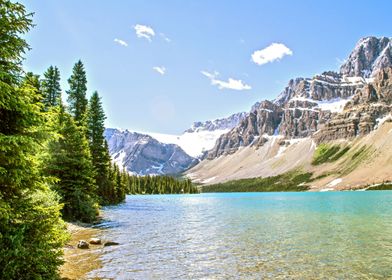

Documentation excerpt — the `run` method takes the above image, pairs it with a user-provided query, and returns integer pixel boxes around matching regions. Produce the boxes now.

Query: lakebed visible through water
[78,192,392,279]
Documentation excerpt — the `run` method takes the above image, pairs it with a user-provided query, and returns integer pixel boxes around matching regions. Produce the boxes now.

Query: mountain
[104,128,196,175]
[206,36,392,159]
[149,112,246,158]
[185,112,247,133]
[340,36,392,77]
[188,36,392,189]
[315,67,392,142]
[104,112,246,175]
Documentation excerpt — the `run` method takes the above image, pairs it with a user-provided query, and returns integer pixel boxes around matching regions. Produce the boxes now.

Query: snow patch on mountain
[147,129,230,158]
[316,97,352,113]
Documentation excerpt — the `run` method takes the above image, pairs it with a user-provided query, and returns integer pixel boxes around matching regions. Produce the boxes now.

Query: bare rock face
[340,36,392,77]
[207,101,282,158]
[373,67,392,101]
[208,72,366,158]
[314,67,392,143]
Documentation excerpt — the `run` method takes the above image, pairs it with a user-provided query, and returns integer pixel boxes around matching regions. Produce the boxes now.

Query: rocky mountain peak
[104,128,196,175]
[340,36,392,77]
[184,112,247,133]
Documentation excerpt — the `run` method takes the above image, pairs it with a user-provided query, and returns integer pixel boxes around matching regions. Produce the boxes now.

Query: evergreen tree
[123,175,199,195]
[23,72,41,91]
[107,162,117,203]
[87,91,112,204]
[42,65,61,108]
[0,1,68,278]
[67,60,88,125]
[46,108,98,222]
[22,72,43,105]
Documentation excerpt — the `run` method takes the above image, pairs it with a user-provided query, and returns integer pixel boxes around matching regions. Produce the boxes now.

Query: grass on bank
[312,143,350,165]
[202,170,314,192]
[340,145,373,175]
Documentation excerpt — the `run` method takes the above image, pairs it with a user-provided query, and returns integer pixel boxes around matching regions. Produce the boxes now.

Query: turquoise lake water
[89,192,392,279]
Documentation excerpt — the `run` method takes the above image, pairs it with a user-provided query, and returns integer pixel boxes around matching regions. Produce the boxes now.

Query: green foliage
[46,109,98,222]
[67,60,88,126]
[23,72,42,96]
[0,189,69,279]
[87,92,112,204]
[42,65,62,108]
[0,2,68,278]
[312,143,349,165]
[0,0,32,83]
[202,171,312,193]
[126,175,199,195]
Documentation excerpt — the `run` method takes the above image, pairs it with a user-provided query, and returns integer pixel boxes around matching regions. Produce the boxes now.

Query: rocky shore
[60,223,103,280]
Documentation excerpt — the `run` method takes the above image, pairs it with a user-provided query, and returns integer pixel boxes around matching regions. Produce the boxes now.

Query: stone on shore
[77,240,90,249]
[89,238,101,245]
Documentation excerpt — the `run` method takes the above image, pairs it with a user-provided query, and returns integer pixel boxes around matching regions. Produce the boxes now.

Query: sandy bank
[60,222,103,280]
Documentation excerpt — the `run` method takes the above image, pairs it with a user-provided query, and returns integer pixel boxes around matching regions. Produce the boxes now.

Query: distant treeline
[126,175,199,194]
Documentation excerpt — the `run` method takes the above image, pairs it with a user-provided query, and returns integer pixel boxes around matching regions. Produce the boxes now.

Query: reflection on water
[89,192,392,279]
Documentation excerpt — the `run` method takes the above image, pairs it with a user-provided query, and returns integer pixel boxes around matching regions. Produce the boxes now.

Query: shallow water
[89,192,392,279]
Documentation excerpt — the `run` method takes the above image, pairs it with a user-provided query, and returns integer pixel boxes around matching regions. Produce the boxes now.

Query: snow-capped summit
[104,128,196,175]
[104,112,247,174]
[185,112,247,133]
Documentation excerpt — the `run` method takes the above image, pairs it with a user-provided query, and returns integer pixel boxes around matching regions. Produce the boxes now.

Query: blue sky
[21,0,391,134]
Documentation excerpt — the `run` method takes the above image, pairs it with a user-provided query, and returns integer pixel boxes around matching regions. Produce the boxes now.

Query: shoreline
[60,222,103,280]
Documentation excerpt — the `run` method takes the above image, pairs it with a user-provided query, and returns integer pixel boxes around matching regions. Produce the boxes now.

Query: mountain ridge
[104,128,197,175]
[206,36,392,159]
[188,36,392,189]
[104,111,246,174]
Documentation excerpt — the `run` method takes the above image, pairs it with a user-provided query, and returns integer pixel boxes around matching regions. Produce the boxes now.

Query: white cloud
[153,66,166,75]
[251,43,293,65]
[201,71,251,91]
[134,24,155,41]
[160,33,171,43]
[114,38,128,47]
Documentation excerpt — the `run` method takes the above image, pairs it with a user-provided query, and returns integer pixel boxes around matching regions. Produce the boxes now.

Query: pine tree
[42,65,61,108]
[107,163,117,203]
[87,91,112,204]
[46,108,98,222]
[115,169,126,203]
[0,2,68,278]
[67,60,88,125]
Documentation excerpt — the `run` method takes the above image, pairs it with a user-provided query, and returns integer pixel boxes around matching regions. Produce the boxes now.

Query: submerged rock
[77,240,89,249]
[104,241,119,247]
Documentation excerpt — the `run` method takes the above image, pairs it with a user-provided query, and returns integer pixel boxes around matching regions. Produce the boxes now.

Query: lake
[89,192,392,279]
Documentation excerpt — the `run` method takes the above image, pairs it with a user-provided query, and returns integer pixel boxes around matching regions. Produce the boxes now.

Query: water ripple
[89,192,392,279]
